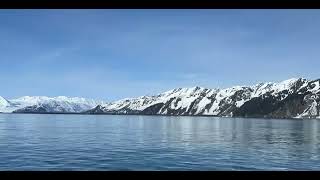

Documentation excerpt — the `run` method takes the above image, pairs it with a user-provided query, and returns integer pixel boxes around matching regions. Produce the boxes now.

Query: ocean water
[0,113,319,170]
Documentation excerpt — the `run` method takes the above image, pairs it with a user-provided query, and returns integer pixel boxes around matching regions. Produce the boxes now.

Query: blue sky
[1,10,320,101]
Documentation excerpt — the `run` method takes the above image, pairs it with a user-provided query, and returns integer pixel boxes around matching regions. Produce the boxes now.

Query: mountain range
[1,78,319,119]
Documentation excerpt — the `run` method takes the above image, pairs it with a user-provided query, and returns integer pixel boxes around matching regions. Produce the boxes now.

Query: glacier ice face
[0,96,105,113]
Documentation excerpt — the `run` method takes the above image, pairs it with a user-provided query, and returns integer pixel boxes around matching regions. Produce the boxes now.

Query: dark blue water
[0,114,319,170]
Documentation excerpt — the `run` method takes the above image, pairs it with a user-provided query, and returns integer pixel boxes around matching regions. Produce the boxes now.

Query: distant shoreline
[1,112,318,120]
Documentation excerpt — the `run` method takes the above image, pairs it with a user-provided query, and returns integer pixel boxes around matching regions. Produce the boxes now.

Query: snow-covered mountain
[86,78,320,119]
[1,77,319,119]
[0,96,105,113]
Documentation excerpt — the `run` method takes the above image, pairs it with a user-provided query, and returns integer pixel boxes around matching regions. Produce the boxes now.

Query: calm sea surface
[0,114,319,170]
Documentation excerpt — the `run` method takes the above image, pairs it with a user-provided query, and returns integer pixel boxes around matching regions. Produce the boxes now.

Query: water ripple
[0,114,319,170]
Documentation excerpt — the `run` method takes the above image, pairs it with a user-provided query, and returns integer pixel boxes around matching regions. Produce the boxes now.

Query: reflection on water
[0,114,319,170]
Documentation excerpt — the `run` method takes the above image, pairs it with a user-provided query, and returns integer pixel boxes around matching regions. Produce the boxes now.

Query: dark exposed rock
[85,105,106,114]
[142,103,164,115]
[13,105,48,113]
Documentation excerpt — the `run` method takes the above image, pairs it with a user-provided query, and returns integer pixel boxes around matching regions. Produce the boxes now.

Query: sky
[0,10,320,101]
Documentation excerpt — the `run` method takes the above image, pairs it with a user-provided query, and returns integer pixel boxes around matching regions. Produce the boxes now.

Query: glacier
[0,96,105,113]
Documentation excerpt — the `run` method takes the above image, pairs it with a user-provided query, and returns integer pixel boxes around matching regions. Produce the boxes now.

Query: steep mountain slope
[86,78,320,118]
[233,78,319,118]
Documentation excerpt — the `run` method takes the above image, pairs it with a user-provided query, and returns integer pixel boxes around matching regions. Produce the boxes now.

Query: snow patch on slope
[205,86,250,115]
[309,81,320,93]
[235,99,246,107]
[195,97,211,114]
[296,101,318,118]
[273,78,299,92]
